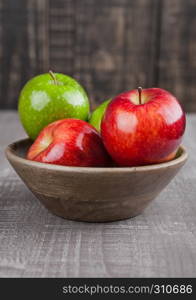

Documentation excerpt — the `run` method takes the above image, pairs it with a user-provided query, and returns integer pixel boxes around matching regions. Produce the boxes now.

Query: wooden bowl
[5,139,188,222]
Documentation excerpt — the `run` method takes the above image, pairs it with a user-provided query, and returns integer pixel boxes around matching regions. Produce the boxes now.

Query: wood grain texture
[0,111,196,277]
[0,0,195,111]
[158,0,196,112]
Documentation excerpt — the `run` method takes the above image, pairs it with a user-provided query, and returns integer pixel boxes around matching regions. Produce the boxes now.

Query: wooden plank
[0,111,196,277]
[123,0,161,89]
[0,0,49,109]
[0,0,159,110]
[158,0,196,112]
[0,0,2,87]
[32,0,50,73]
[73,0,160,108]
[0,0,196,112]
[49,0,75,74]
[0,0,29,109]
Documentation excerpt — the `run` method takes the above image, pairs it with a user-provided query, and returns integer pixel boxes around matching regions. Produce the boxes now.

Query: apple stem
[138,86,142,105]
[49,70,58,85]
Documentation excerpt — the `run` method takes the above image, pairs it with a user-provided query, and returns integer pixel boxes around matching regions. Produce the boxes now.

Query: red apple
[27,119,110,167]
[101,87,186,166]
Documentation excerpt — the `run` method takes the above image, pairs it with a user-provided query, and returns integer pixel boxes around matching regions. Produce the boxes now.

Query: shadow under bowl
[5,139,188,222]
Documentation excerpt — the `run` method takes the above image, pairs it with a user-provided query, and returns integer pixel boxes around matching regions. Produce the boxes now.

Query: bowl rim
[5,138,188,174]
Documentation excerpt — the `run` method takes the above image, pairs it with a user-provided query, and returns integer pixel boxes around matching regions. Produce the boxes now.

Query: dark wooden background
[0,0,195,111]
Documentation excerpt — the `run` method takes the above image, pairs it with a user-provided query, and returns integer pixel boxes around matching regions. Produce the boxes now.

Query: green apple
[89,99,111,131]
[18,71,90,140]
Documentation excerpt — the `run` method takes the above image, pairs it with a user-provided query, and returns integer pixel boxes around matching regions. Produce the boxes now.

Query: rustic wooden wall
[0,0,195,111]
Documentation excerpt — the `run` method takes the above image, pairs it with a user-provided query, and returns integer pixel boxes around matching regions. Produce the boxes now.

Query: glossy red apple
[27,119,110,167]
[101,87,186,166]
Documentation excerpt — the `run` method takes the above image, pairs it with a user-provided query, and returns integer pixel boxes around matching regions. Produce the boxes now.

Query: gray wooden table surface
[0,111,196,278]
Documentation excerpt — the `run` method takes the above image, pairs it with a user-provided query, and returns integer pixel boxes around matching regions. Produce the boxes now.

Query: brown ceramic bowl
[5,139,188,222]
